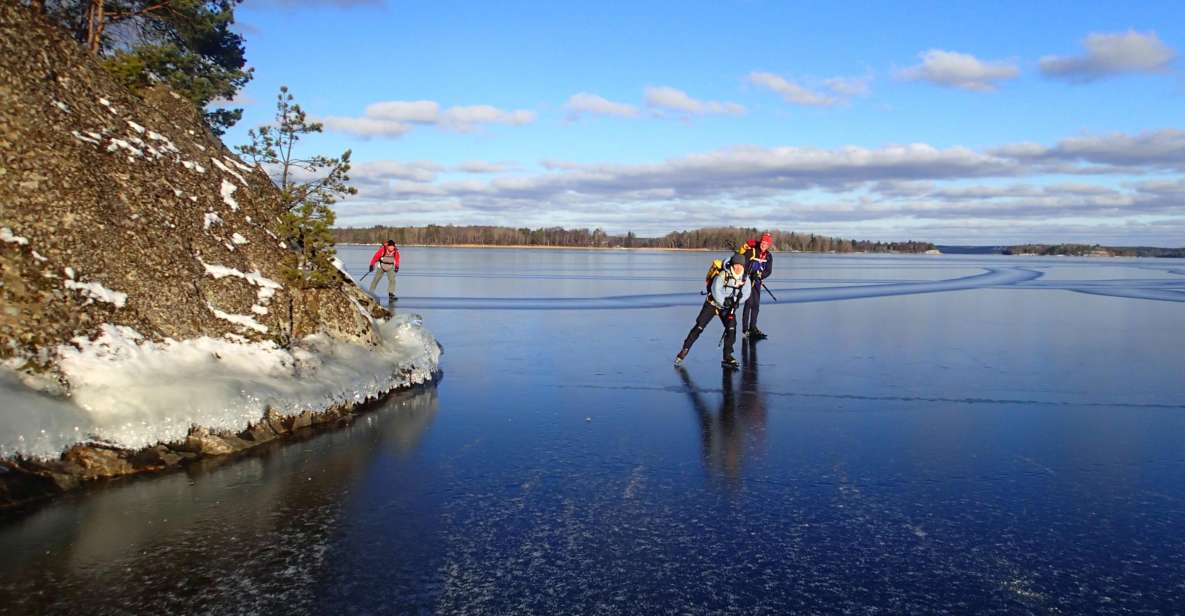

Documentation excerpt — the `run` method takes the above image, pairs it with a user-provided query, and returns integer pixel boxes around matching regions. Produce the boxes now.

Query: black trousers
[743,281,762,332]
[682,301,737,359]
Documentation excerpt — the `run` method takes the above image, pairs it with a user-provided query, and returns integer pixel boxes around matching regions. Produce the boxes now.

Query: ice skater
[675,253,751,369]
[368,239,400,301]
[738,232,774,340]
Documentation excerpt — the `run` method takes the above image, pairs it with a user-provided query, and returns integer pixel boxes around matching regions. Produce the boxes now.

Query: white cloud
[747,72,839,107]
[440,106,535,131]
[351,160,442,183]
[320,100,536,138]
[455,160,517,174]
[1040,31,1176,82]
[365,100,440,123]
[644,86,746,116]
[564,93,640,120]
[896,50,1020,92]
[825,75,872,97]
[320,116,411,138]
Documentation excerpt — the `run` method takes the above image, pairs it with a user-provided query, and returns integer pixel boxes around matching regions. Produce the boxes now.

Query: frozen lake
[2,248,1184,613]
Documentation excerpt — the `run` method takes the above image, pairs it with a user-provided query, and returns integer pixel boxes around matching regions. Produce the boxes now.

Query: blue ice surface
[1,248,1184,614]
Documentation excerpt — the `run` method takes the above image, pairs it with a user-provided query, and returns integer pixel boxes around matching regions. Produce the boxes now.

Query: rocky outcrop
[0,3,384,376]
[0,4,439,508]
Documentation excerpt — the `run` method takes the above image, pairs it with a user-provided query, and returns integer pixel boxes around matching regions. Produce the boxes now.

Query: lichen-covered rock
[0,3,385,378]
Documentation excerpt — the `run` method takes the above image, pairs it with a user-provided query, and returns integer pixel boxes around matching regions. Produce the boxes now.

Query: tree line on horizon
[1004,244,1185,258]
[332,225,937,253]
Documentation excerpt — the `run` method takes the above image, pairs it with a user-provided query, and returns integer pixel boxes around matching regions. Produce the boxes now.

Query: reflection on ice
[676,339,768,488]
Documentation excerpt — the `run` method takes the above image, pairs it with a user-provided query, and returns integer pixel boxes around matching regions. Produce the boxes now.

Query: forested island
[333,225,937,253]
[1003,244,1185,258]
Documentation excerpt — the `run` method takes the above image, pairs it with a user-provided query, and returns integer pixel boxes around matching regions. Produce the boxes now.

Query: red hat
[760,233,772,244]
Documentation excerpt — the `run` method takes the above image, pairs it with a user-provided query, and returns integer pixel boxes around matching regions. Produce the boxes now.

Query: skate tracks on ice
[389,263,1185,311]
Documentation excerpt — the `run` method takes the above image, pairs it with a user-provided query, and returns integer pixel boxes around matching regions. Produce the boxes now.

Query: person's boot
[721,355,739,369]
[388,293,398,302]
[749,327,767,340]
[673,348,689,367]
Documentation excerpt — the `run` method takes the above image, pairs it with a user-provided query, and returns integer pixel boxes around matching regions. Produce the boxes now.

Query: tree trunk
[85,0,106,54]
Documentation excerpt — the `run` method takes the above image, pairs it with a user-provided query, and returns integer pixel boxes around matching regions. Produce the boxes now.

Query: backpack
[704,258,726,290]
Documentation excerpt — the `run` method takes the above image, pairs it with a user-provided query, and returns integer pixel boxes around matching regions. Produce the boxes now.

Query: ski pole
[762,284,778,302]
[359,270,372,282]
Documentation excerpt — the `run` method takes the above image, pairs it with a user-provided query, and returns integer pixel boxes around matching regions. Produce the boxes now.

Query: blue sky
[220,0,1185,245]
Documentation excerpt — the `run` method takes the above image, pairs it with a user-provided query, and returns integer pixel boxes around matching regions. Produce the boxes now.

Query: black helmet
[385,239,396,246]
[728,253,746,267]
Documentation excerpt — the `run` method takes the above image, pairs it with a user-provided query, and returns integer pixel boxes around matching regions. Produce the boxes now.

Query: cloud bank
[333,129,1185,244]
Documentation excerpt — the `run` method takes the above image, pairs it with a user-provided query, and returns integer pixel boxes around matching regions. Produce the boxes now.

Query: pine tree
[238,86,357,290]
[37,0,251,134]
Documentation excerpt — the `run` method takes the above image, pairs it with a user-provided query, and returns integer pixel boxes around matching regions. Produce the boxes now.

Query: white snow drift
[0,315,440,460]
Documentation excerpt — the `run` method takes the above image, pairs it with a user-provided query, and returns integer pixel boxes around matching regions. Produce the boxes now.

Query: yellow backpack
[704,258,725,290]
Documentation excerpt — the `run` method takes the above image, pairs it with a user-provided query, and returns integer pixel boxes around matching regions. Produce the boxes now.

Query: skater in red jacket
[368,240,400,300]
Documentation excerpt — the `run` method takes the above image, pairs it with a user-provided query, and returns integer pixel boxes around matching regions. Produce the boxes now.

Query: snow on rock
[64,280,128,307]
[182,160,207,173]
[220,179,239,210]
[126,120,145,134]
[203,212,223,229]
[227,157,255,173]
[52,100,70,113]
[70,130,100,146]
[1,227,29,245]
[198,258,281,305]
[231,233,248,245]
[106,138,143,158]
[208,303,268,333]
[0,316,440,459]
[211,157,247,185]
[332,256,356,283]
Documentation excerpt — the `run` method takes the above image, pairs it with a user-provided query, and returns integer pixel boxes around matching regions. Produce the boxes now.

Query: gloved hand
[394,266,399,273]
[368,265,375,272]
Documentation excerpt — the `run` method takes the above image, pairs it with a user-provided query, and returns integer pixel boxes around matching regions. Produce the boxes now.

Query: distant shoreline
[334,243,1183,258]
[334,243,928,254]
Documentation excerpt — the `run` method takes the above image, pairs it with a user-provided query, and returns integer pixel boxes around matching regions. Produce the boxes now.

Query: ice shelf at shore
[0,314,440,460]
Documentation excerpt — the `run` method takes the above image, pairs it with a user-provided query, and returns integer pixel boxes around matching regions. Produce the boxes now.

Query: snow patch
[204,212,224,230]
[126,121,145,134]
[107,138,143,158]
[182,160,207,173]
[208,303,268,333]
[251,304,269,315]
[231,233,248,245]
[198,258,281,303]
[220,179,240,210]
[0,316,439,459]
[64,267,76,280]
[31,251,48,262]
[64,280,128,308]
[227,157,255,173]
[1,227,29,245]
[71,130,100,146]
[52,100,70,113]
[332,256,355,283]
[146,131,180,154]
[211,157,247,185]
